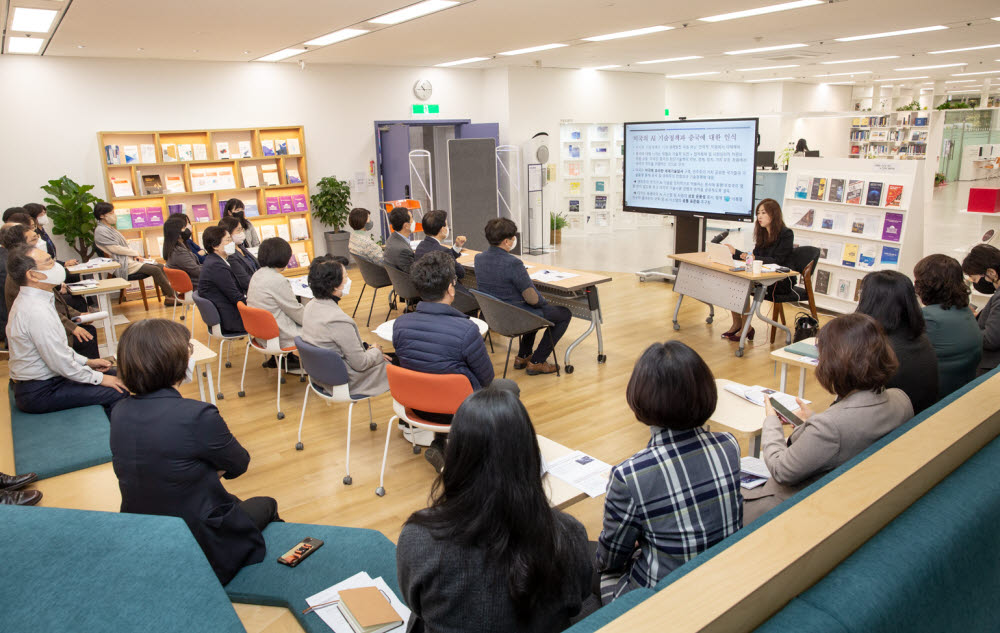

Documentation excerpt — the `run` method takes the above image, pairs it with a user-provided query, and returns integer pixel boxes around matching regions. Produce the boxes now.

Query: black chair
[470,289,559,378]
[352,256,394,327]
[769,246,821,343]
[383,264,421,320]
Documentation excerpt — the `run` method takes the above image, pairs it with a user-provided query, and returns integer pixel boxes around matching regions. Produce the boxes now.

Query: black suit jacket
[228,247,259,294]
[109,388,265,584]
[415,237,465,281]
[198,253,247,335]
[384,231,415,273]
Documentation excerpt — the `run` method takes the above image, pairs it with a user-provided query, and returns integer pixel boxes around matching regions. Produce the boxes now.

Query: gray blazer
[301,297,389,397]
[165,243,201,284]
[743,388,913,523]
[246,267,303,349]
[976,291,1000,375]
[383,231,414,274]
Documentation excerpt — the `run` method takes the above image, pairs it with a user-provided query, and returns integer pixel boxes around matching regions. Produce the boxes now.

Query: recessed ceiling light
[77,45,86,49]
[724,43,807,55]
[746,76,795,83]
[435,56,489,67]
[305,28,369,46]
[737,64,799,71]
[835,25,946,42]
[499,43,567,56]
[8,37,44,54]
[874,76,928,82]
[951,69,1000,76]
[369,0,459,25]
[255,48,307,62]
[946,79,978,83]
[823,81,856,85]
[11,8,58,33]
[821,56,899,64]
[137,48,144,52]
[583,65,621,70]
[815,70,872,77]
[894,63,966,71]
[929,44,1000,54]
[667,71,720,78]
[242,50,250,54]
[582,26,671,42]
[636,56,702,65]
[699,0,822,22]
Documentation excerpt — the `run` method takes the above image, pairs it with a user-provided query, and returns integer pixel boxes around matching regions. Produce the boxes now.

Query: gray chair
[470,289,559,378]
[452,287,480,316]
[294,336,384,486]
[383,264,421,319]
[353,256,394,327]
[192,291,246,400]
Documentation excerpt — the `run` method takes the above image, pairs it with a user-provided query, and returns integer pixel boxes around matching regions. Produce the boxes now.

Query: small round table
[373,316,489,343]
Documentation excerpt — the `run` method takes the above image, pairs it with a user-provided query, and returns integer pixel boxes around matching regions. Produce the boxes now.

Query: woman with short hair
[347,207,384,264]
[218,216,260,292]
[247,237,303,370]
[222,198,261,248]
[961,244,1000,375]
[196,226,246,335]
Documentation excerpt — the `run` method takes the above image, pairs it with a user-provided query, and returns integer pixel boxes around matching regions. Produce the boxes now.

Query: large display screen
[623,118,759,222]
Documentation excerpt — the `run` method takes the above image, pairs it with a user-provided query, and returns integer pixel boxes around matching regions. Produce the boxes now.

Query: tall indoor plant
[310,176,352,259]
[41,176,102,261]
[550,212,569,245]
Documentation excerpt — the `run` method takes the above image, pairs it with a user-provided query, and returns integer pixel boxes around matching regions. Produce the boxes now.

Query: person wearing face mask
[347,207,384,264]
[110,318,280,585]
[414,210,478,315]
[962,244,1000,375]
[22,203,58,260]
[223,198,261,248]
[6,245,129,415]
[475,218,571,375]
[218,216,260,292]
[162,214,201,284]
[177,212,207,263]
[302,255,391,397]
[93,202,177,301]
[247,238,304,372]
[197,226,248,336]
[384,206,417,274]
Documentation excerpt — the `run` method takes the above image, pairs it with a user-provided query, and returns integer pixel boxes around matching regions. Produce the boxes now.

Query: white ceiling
[14,0,1000,88]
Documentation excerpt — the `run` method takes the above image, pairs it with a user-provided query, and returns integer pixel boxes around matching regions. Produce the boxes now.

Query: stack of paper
[723,383,806,410]
[740,456,771,490]
[305,572,409,633]
[545,451,611,497]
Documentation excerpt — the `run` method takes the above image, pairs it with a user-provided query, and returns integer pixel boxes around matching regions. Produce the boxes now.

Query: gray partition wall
[448,137,499,252]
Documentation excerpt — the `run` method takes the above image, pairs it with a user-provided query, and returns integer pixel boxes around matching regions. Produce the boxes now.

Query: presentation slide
[623,118,759,221]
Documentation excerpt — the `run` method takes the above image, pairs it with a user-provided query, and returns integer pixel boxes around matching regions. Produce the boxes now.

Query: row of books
[793,177,904,208]
[105,138,303,165]
[115,207,165,229]
[260,138,301,156]
[788,207,904,242]
[119,204,309,240]
[798,233,900,270]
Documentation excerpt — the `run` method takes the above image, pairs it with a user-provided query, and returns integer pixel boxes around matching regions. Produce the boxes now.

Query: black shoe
[424,445,445,473]
[262,356,277,369]
[0,472,37,491]
[285,355,301,371]
[0,489,42,506]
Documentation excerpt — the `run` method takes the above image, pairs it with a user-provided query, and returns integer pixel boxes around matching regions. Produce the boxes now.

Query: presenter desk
[457,250,611,373]
[670,252,796,357]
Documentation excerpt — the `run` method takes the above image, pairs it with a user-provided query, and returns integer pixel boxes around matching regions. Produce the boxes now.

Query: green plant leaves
[39,175,101,260]
[310,176,352,232]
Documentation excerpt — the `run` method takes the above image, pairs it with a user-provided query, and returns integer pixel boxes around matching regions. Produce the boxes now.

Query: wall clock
[413,79,433,101]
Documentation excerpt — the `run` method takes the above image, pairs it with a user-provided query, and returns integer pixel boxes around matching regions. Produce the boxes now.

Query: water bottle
[745,252,754,274]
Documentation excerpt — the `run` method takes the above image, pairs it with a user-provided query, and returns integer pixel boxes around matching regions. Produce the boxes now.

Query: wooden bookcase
[97,126,314,278]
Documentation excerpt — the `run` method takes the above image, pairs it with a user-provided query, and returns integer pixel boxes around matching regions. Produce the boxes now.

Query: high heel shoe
[723,327,755,342]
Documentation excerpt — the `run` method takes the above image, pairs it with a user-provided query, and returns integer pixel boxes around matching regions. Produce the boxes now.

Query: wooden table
[770,337,818,399]
[68,278,130,355]
[670,252,798,357]
[708,379,769,457]
[538,434,608,509]
[457,249,612,373]
[190,338,218,405]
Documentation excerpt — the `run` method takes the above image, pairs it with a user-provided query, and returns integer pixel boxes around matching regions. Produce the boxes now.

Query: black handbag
[793,312,819,342]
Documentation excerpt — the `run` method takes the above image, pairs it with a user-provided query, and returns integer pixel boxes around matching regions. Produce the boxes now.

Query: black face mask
[364,220,374,231]
[232,211,245,219]
[974,278,996,295]
[181,228,192,241]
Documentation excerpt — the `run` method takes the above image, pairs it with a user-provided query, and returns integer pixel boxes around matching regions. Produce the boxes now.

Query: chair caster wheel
[376,487,385,497]
[180,315,185,321]
[202,371,207,377]
[673,323,680,331]
[735,349,744,358]
[217,393,224,400]
[343,476,353,485]
[412,446,421,454]
[706,317,714,324]
[225,362,232,368]
[295,442,303,450]
[597,354,607,363]
[238,391,245,397]
[370,422,377,431]
[565,365,574,374]
[280,377,286,384]
[299,375,306,382]
[277,412,285,420]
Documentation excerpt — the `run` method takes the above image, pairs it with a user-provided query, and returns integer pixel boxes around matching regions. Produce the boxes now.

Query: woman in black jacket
[219,216,259,292]
[197,226,247,335]
[163,214,201,284]
[724,198,794,341]
[110,318,280,584]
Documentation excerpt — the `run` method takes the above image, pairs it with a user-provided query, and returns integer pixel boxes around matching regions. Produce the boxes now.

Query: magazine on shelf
[238,141,253,158]
[845,179,864,205]
[880,245,900,266]
[815,269,831,295]
[123,146,139,164]
[788,207,814,229]
[287,138,301,155]
[885,184,904,207]
[178,144,194,161]
[141,174,165,195]
[836,278,851,300]
[881,213,903,242]
[193,144,208,161]
[827,178,845,203]
[140,143,156,163]
[820,211,847,233]
[841,243,859,268]
[866,182,884,206]
[809,177,827,201]
[858,244,878,269]
[794,177,809,199]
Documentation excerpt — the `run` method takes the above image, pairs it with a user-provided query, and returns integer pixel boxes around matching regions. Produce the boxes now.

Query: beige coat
[301,297,389,397]
[743,388,914,523]
[246,267,303,349]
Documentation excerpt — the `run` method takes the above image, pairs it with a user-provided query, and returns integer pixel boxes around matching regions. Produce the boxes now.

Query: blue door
[376,123,411,239]
[456,123,500,143]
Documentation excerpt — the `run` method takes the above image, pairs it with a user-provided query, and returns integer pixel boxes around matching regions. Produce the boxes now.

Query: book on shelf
[814,269,831,295]
[286,167,302,184]
[238,140,253,158]
[161,143,178,162]
[836,278,852,300]
[276,224,291,242]
[279,196,294,213]
[276,140,288,155]
[166,174,185,194]
[193,144,208,161]
[297,252,311,268]
[568,181,582,195]
[594,195,607,210]
[287,138,301,155]
[881,212,903,242]
[140,143,156,163]
[265,197,281,215]
[287,253,300,269]
[789,207,815,229]
[880,245,900,266]
[191,204,211,222]
[827,178,845,203]
[145,206,164,227]
[567,144,581,159]
[167,203,184,216]
[178,144,194,162]
[141,174,165,195]
[291,194,308,212]
[865,182,883,207]
[885,184,903,207]
[290,217,309,241]
[851,213,881,238]
[104,145,121,165]
[914,117,928,126]
[115,209,133,230]
[845,179,864,205]
[111,176,134,197]
[217,166,237,189]
[850,145,861,156]
[336,586,404,633]
[595,180,606,192]
[570,130,581,140]
[261,163,280,186]
[809,177,827,201]
[794,177,809,199]
[841,243,859,268]
[216,142,230,159]
[130,207,148,229]
[569,199,580,213]
[123,145,139,164]
[858,244,877,269]
[818,240,842,264]
[259,224,277,240]
[820,211,847,233]
[261,140,276,156]
[244,202,260,218]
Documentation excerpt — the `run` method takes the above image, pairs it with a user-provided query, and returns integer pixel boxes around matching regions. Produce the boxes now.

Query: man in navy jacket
[413,209,479,315]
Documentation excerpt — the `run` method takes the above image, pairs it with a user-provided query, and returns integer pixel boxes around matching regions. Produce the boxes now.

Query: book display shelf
[783,156,927,313]
[97,126,314,278]
[849,112,932,160]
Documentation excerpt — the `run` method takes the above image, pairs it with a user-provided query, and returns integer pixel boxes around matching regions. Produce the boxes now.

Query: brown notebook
[337,586,403,632]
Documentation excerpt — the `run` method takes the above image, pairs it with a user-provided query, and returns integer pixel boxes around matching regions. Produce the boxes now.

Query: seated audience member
[7,211,84,304]
[162,214,201,284]
[2,207,27,222]
[22,203,59,260]
[93,202,176,299]
[474,218,571,375]
[596,341,741,603]
[856,270,939,413]
[414,210,467,273]
[961,244,1000,375]
[383,206,415,273]
[247,237,303,371]
[393,251,520,471]
[222,198,261,248]
[218,216,260,292]
[6,245,128,415]
[914,254,982,397]
[301,255,390,395]
[397,388,591,633]
[3,225,98,359]
[110,318,279,584]
[743,314,914,523]
[0,470,42,506]
[179,213,207,263]
[347,207,384,264]
[197,226,246,335]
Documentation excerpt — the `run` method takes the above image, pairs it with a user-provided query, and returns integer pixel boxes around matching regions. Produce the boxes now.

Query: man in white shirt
[6,245,128,415]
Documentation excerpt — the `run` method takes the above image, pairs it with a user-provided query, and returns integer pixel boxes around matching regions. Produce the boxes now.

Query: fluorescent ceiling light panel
[305,28,369,46]
[7,37,44,54]
[699,0,822,22]
[724,43,807,55]
[946,79,978,83]
[737,64,799,71]
[369,0,458,25]
[499,43,567,56]
[873,76,928,82]
[823,81,856,85]
[815,70,872,76]
[11,7,58,33]
[894,63,966,70]
[583,26,671,41]
[667,71,720,78]
[929,44,1000,54]
[951,70,1000,76]
[821,56,898,64]
[584,65,621,70]
[746,76,794,82]
[435,56,489,67]
[636,56,702,64]
[255,48,306,62]
[835,25,946,42]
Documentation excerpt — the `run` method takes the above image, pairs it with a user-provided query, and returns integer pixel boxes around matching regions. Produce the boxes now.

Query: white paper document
[305,571,410,633]
[723,383,807,411]
[287,277,313,299]
[529,269,578,283]
[546,451,611,498]
[740,456,771,490]
[72,311,109,325]
[67,258,117,272]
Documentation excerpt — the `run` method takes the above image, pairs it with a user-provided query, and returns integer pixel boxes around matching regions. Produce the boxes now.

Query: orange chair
[383,199,423,235]
[375,365,473,496]
[237,302,298,420]
[163,267,195,335]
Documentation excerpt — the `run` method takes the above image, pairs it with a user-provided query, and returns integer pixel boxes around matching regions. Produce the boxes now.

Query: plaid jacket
[596,425,743,602]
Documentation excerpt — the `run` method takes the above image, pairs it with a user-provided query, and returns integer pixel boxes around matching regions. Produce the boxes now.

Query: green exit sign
[412,104,440,115]
[428,104,440,114]
[664,108,670,116]
[412,104,426,114]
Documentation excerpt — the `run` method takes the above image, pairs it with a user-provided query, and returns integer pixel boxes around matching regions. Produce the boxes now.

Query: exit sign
[411,104,441,117]
[664,108,670,116]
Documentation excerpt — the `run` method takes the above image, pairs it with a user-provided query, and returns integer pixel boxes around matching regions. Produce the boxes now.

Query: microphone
[710,230,730,244]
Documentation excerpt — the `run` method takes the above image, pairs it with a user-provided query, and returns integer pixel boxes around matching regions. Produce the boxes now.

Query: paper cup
[752,260,763,275]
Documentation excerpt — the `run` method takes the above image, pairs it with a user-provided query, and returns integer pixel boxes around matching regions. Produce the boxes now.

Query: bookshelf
[848,112,933,160]
[782,156,928,313]
[97,126,314,279]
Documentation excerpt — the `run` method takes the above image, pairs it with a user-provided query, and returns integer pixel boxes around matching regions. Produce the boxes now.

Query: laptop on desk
[707,242,741,267]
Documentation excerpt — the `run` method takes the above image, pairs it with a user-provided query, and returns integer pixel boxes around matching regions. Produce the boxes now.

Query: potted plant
[550,212,569,245]
[935,172,947,187]
[778,144,795,171]
[41,176,102,261]
[310,176,352,260]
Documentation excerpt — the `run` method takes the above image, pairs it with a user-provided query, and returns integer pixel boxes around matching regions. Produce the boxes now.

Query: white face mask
[32,262,66,286]
[340,277,352,296]
[442,227,449,241]
[233,232,246,245]
[37,215,51,229]
[223,242,237,256]
[410,221,417,233]
[509,236,517,251]
[183,355,196,384]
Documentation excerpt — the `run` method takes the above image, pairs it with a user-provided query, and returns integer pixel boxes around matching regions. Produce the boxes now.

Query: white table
[770,337,818,399]
[709,379,769,457]
[67,260,131,328]
[190,338,218,405]
[372,316,488,343]
[68,278,130,356]
[538,435,608,509]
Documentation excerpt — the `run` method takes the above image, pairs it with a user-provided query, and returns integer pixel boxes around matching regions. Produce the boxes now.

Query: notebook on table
[337,586,403,633]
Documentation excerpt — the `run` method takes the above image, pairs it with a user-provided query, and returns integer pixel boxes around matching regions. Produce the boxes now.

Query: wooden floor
[0,268,832,633]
